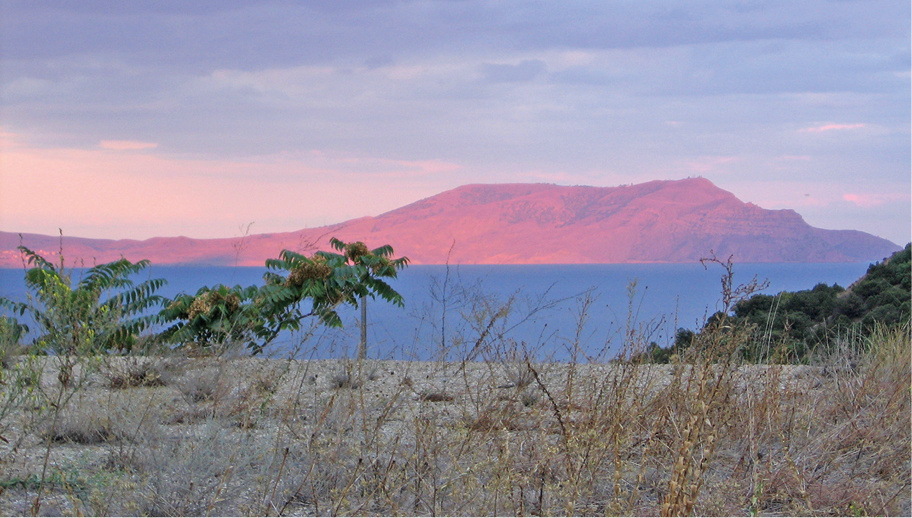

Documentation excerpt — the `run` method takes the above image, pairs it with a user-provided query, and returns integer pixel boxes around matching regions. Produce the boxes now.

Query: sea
[0,262,873,361]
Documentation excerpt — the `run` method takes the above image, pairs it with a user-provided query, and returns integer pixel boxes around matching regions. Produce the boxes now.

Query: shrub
[156,238,409,355]
[0,246,166,354]
[157,284,263,353]
[645,244,912,363]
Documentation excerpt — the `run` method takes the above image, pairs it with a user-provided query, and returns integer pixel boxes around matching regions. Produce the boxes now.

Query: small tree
[330,238,409,359]
[260,238,408,358]
[0,246,167,354]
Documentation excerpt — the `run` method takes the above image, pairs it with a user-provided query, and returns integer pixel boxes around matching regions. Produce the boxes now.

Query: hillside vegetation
[646,243,911,364]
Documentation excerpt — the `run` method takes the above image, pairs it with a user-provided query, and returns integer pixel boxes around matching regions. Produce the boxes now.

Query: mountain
[0,178,901,267]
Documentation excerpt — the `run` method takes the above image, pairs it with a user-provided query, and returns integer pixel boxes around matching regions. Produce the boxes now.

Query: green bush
[640,243,911,363]
[0,246,166,354]
[156,238,408,355]
[157,284,263,352]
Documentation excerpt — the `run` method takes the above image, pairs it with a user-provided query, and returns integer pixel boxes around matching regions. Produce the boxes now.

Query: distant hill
[0,178,900,266]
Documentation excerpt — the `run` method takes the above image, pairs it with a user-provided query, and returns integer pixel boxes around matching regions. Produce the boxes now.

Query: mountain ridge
[0,178,900,266]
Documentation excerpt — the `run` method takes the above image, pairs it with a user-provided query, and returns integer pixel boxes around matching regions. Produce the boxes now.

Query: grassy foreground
[0,325,908,516]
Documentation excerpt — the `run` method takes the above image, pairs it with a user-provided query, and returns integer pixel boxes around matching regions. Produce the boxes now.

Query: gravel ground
[0,355,907,516]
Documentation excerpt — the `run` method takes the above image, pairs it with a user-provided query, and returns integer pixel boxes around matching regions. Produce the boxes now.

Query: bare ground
[0,343,909,516]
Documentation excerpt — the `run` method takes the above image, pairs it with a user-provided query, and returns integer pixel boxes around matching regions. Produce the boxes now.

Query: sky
[1,0,910,245]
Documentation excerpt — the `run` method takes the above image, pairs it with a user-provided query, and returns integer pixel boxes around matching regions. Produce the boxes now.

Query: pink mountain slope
[0,178,900,266]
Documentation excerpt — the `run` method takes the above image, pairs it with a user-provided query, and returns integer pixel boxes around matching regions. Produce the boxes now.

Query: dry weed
[0,322,907,516]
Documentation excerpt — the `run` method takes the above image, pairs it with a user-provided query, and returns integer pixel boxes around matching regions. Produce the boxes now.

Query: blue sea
[0,262,872,361]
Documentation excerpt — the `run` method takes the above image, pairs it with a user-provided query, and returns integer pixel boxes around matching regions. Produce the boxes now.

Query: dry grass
[0,322,908,516]
[101,357,173,390]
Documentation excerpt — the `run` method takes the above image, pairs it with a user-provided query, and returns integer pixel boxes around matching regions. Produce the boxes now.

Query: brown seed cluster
[188,296,212,319]
[371,257,390,275]
[188,290,241,319]
[345,242,370,263]
[223,293,241,312]
[286,260,333,287]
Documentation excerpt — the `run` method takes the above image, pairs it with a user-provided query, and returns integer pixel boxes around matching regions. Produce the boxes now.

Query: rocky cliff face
[1,178,900,266]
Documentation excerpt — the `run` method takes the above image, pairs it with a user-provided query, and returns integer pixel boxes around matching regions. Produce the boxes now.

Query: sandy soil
[0,355,906,516]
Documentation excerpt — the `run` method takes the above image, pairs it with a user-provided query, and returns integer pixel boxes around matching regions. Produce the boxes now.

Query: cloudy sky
[1,0,909,245]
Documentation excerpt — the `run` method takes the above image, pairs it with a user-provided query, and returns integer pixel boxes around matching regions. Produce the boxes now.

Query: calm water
[0,262,872,360]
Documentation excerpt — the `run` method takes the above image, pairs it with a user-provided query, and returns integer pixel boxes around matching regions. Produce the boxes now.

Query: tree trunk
[358,294,367,360]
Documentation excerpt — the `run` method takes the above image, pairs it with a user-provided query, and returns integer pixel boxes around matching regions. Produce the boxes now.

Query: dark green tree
[331,238,410,359]
[260,238,408,358]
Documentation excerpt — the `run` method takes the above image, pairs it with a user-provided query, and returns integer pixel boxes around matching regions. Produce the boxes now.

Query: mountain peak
[1,179,899,266]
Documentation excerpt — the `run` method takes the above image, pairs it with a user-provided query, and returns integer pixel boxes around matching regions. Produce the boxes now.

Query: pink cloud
[98,140,159,151]
[390,158,462,175]
[0,133,451,239]
[682,156,739,174]
[800,123,866,133]
[843,193,908,208]
[0,127,25,149]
